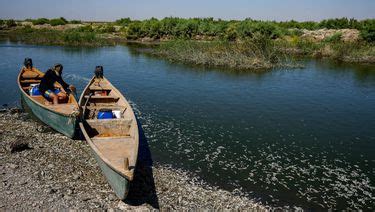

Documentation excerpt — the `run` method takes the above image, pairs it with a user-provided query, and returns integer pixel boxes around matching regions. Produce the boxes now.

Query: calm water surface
[1,42,374,209]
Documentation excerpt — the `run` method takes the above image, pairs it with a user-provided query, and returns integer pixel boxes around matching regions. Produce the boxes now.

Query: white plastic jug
[112,110,121,119]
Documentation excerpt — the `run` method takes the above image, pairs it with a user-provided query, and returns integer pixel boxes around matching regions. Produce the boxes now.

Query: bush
[32,18,49,25]
[70,20,82,24]
[63,31,96,43]
[96,24,116,33]
[360,20,375,42]
[116,18,131,26]
[75,25,94,32]
[49,18,67,26]
[323,32,342,43]
[126,21,142,39]
[5,19,17,28]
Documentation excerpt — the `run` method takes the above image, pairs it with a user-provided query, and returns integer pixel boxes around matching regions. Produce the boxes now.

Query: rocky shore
[0,109,266,210]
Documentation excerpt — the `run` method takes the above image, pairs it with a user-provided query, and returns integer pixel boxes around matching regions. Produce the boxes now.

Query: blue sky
[0,0,374,21]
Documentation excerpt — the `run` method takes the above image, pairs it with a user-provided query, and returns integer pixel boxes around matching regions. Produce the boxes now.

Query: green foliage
[75,25,94,32]
[49,18,67,26]
[318,18,359,29]
[32,18,49,25]
[5,19,17,28]
[63,31,96,43]
[360,19,375,42]
[0,19,4,26]
[116,18,131,26]
[96,24,116,33]
[70,20,82,24]
[323,32,342,43]
[155,37,290,70]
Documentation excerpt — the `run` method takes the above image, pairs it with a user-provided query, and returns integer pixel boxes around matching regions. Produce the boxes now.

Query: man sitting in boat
[39,64,76,104]
[21,58,40,76]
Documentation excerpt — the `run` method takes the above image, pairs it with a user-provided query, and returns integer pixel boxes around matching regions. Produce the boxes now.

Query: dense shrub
[49,18,67,26]
[5,19,17,28]
[116,18,131,26]
[70,20,82,24]
[323,32,343,43]
[75,25,94,32]
[32,18,49,25]
[63,31,96,43]
[96,24,116,33]
[360,20,375,42]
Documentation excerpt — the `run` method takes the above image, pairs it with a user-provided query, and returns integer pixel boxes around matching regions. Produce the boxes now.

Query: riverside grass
[153,36,295,71]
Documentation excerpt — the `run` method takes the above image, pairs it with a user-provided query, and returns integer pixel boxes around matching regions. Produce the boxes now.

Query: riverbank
[1,18,374,71]
[0,108,266,210]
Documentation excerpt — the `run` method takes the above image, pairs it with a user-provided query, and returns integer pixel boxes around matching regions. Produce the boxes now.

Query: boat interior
[19,68,79,115]
[80,77,138,176]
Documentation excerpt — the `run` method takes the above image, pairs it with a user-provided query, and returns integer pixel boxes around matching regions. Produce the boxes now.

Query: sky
[0,0,374,22]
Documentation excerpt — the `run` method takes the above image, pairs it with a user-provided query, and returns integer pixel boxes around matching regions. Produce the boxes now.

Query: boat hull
[21,92,77,138]
[91,148,130,200]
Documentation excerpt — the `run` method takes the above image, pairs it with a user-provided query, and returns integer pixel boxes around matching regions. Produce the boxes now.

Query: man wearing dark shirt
[39,64,76,104]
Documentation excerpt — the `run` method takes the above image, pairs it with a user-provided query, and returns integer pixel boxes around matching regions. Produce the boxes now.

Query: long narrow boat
[18,67,80,138]
[78,76,139,200]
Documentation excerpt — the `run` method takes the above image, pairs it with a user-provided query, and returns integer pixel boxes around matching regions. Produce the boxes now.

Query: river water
[1,42,374,209]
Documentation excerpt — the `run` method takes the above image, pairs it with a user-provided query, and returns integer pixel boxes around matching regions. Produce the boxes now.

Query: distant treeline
[0,17,81,27]
[115,17,375,42]
[1,17,374,42]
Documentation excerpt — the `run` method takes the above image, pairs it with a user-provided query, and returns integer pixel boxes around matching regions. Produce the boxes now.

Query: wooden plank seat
[89,85,113,90]
[86,105,125,110]
[84,95,120,100]
[21,79,41,83]
[85,119,133,138]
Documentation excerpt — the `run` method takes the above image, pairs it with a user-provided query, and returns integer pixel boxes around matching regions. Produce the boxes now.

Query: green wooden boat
[78,75,139,200]
[18,67,80,138]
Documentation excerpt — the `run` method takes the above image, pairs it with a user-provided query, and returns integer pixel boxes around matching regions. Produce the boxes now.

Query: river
[0,41,374,209]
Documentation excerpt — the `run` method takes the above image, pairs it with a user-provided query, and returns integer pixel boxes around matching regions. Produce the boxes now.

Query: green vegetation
[153,34,297,70]
[49,17,68,26]
[29,17,71,26]
[2,27,109,46]
[70,20,82,24]
[114,17,375,42]
[31,18,49,25]
[1,17,374,70]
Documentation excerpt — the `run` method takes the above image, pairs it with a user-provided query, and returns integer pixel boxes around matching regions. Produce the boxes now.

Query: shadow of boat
[122,117,159,209]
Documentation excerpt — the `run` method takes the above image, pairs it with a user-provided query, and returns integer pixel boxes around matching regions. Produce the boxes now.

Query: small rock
[19,180,27,185]
[48,188,57,194]
[47,164,54,169]
[67,189,73,195]
[64,195,73,200]
[10,107,22,114]
[8,139,30,153]
[8,163,18,170]
[82,196,92,201]
[108,194,116,201]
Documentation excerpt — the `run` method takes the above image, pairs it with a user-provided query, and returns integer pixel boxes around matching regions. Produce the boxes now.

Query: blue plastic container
[97,109,113,119]
[30,85,41,96]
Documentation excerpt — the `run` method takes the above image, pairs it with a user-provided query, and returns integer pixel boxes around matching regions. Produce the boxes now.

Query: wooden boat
[18,67,80,138]
[78,76,139,200]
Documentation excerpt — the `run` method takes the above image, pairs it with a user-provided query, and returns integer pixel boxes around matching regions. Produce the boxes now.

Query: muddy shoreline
[0,108,267,210]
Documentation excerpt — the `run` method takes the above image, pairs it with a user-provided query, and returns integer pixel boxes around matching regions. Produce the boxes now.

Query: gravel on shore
[0,108,266,210]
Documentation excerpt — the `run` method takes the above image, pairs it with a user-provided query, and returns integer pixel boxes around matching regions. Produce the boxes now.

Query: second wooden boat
[18,67,80,138]
[78,75,139,200]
